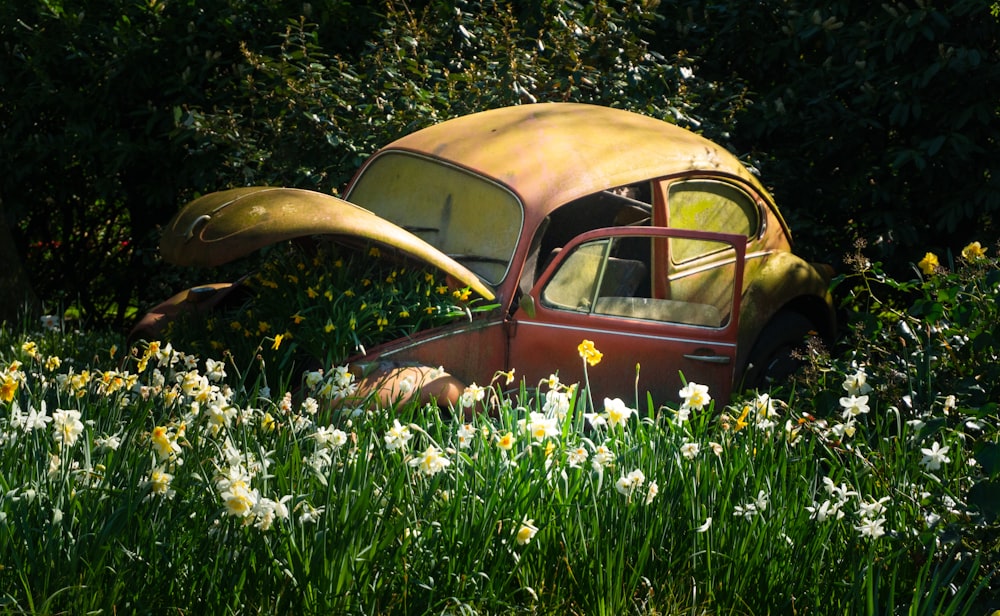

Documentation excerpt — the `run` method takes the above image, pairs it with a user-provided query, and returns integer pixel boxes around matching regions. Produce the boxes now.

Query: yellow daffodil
[917,252,939,275]
[961,241,986,261]
[516,518,538,545]
[733,405,751,432]
[21,341,39,358]
[272,333,285,350]
[577,339,603,366]
[0,373,18,402]
[496,431,515,451]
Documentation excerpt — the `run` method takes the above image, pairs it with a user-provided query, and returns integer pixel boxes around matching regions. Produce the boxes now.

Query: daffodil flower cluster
[0,325,993,613]
[164,240,494,382]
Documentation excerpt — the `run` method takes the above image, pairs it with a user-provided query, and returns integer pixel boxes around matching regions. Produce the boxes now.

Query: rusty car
[135,103,835,406]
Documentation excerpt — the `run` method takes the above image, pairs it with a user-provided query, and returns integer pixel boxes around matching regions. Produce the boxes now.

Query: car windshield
[347,152,524,285]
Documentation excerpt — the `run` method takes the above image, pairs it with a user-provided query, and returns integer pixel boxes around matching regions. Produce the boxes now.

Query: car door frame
[507,226,746,404]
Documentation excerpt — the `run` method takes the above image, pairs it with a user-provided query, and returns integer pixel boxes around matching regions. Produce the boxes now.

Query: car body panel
[366,103,774,223]
[159,186,495,300]
[141,102,835,406]
[509,227,745,402]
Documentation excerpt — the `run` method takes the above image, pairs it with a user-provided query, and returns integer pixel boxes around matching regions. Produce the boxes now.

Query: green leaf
[974,442,1000,479]
[968,478,1000,521]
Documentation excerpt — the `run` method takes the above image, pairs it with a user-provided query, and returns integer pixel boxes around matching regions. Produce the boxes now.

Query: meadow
[0,241,997,615]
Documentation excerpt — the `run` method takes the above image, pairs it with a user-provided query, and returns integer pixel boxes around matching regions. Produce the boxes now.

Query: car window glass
[347,152,523,285]
[541,234,733,328]
[667,180,758,263]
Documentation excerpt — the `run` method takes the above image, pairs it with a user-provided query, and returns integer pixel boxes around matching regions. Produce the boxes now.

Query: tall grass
[1,243,998,614]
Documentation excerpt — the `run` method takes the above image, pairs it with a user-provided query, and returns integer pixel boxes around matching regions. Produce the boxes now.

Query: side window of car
[667,180,759,263]
[541,234,733,328]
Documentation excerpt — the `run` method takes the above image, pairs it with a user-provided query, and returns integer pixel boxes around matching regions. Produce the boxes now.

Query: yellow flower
[962,241,986,261]
[437,285,449,295]
[516,518,538,545]
[306,287,319,299]
[21,341,39,359]
[230,321,242,331]
[344,289,355,298]
[496,431,515,451]
[0,374,18,402]
[324,289,334,301]
[917,252,939,275]
[324,320,336,333]
[377,316,389,331]
[399,309,410,318]
[221,480,257,517]
[292,313,306,325]
[151,426,181,460]
[148,468,174,497]
[272,333,285,350]
[258,321,271,334]
[577,339,603,366]
[497,368,516,385]
[368,247,381,258]
[424,306,437,315]
[452,288,471,301]
[733,405,751,432]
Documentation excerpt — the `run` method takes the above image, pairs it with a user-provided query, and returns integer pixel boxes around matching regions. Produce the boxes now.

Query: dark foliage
[1,0,997,327]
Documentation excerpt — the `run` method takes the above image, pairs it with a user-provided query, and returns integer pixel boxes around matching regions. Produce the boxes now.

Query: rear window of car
[667,180,759,263]
[347,152,524,285]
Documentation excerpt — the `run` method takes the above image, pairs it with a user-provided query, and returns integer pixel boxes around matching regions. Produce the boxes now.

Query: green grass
[1,245,999,614]
[0,330,995,615]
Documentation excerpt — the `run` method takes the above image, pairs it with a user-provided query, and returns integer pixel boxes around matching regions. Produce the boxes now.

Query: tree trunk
[0,199,41,324]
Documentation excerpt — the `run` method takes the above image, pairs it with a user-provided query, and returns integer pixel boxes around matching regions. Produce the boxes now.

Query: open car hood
[160,187,495,300]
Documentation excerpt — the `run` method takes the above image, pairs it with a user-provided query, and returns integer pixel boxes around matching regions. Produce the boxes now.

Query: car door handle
[683,353,731,364]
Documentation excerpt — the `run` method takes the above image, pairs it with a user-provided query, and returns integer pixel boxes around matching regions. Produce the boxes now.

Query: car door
[507,227,745,406]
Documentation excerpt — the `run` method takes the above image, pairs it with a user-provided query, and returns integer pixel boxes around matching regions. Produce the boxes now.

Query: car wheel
[743,311,815,391]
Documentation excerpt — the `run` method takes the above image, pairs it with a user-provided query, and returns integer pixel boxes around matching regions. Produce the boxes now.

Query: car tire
[742,311,815,391]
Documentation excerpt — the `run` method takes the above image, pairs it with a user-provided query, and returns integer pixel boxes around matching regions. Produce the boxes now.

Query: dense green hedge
[1,0,997,326]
